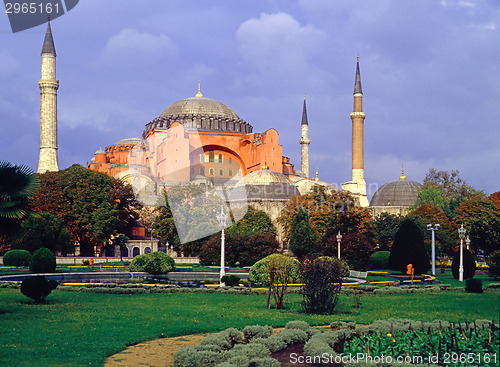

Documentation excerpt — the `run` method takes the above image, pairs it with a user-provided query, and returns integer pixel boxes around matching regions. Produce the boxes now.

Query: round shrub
[250,335,286,353]
[29,247,56,273]
[243,325,272,342]
[20,276,58,303]
[3,249,31,266]
[486,250,500,279]
[129,252,175,274]
[277,328,309,346]
[451,249,476,280]
[370,251,390,270]
[248,254,300,287]
[465,278,483,293]
[221,275,241,287]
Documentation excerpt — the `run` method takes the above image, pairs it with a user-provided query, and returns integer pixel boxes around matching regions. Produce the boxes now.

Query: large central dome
[143,86,253,136]
[159,96,240,120]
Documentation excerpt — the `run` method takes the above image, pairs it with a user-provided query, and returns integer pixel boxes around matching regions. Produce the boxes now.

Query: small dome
[294,177,337,195]
[95,149,105,155]
[232,169,299,200]
[112,137,143,146]
[370,177,422,207]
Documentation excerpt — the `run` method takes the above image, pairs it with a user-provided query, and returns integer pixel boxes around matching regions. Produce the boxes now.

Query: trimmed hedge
[29,247,56,273]
[370,251,390,270]
[248,254,301,287]
[3,249,31,267]
[129,251,175,274]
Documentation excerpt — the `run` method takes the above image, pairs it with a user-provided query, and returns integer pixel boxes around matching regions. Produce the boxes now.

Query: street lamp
[217,205,228,287]
[427,224,440,276]
[336,231,342,259]
[466,236,471,251]
[458,224,466,282]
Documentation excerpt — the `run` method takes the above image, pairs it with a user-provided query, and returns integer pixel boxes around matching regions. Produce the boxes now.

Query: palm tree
[0,161,39,252]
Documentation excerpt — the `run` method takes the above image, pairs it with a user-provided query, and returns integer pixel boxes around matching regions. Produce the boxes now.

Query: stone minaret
[38,21,59,173]
[343,55,368,207]
[299,95,310,178]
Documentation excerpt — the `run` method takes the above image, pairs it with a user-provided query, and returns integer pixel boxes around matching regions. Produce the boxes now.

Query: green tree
[289,207,316,259]
[32,165,137,256]
[17,212,73,255]
[0,161,39,253]
[389,218,430,274]
[369,212,403,250]
[226,206,277,237]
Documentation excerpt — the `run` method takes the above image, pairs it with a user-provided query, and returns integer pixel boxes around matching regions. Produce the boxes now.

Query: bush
[486,250,500,279]
[20,276,58,303]
[250,335,286,353]
[248,254,300,287]
[301,256,348,314]
[243,325,272,342]
[129,252,175,274]
[370,251,390,270]
[389,218,430,274]
[3,249,31,266]
[277,328,308,346]
[29,247,56,273]
[324,233,374,271]
[451,249,476,280]
[223,343,270,360]
[221,275,240,287]
[285,320,314,336]
[251,357,280,367]
[465,278,483,293]
[200,328,243,351]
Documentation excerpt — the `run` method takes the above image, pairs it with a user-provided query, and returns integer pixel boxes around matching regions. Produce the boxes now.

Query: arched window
[144,247,152,254]
[229,170,233,176]
[229,157,233,164]
[209,151,214,163]
[209,168,214,176]
[218,153,223,163]
[190,167,195,176]
[219,169,224,176]
[132,247,140,257]
[200,167,205,176]
[133,230,138,236]
[145,182,153,193]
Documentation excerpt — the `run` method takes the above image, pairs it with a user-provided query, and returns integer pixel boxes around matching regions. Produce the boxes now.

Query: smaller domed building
[369,168,422,217]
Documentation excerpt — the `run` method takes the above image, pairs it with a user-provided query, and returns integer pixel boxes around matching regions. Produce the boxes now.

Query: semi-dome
[231,168,299,200]
[370,172,422,207]
[112,137,143,146]
[143,85,253,136]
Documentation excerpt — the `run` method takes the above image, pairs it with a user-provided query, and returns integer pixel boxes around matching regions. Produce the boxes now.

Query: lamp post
[336,231,342,259]
[427,224,440,276]
[217,205,228,287]
[466,236,470,250]
[458,224,466,282]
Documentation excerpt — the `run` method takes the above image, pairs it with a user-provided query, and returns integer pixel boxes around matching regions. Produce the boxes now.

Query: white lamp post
[427,224,440,276]
[466,236,470,250]
[217,205,228,287]
[458,224,466,282]
[336,231,342,259]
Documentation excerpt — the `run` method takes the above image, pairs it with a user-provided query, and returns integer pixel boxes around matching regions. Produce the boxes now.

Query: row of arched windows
[191,167,234,176]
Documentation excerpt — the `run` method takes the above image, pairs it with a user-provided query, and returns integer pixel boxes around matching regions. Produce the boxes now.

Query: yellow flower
[393,339,396,342]
[387,333,392,337]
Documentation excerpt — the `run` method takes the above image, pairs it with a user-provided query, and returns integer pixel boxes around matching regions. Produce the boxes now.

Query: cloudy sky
[1,0,499,198]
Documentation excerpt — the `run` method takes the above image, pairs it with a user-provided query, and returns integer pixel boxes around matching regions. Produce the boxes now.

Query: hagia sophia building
[37,22,422,256]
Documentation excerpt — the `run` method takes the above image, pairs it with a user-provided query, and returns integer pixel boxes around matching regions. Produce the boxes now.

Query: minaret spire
[196,81,203,97]
[38,21,59,173]
[299,94,310,178]
[342,55,368,207]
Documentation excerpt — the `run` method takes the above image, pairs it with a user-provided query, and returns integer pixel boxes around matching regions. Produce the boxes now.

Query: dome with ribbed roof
[143,85,253,136]
[231,168,299,200]
[370,175,422,207]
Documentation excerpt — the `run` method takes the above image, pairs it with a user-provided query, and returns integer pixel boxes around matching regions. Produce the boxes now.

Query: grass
[0,288,498,367]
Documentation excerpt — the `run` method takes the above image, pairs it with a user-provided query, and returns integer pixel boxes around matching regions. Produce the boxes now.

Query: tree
[267,254,294,309]
[455,196,500,256]
[16,213,73,255]
[0,161,39,253]
[321,233,374,271]
[389,218,430,274]
[226,206,277,237]
[369,212,403,250]
[278,186,371,245]
[489,191,500,212]
[451,249,476,279]
[288,207,316,259]
[32,165,137,256]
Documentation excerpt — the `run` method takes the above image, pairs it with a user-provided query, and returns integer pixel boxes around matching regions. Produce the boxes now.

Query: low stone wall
[0,256,200,265]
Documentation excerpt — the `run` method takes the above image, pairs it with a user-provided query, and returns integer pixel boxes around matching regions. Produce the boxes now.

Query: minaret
[343,55,368,207]
[299,94,310,178]
[37,21,59,173]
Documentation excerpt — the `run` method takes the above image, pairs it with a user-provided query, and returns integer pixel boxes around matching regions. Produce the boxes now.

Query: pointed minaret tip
[354,54,362,94]
[41,20,56,56]
[315,168,319,181]
[195,81,203,97]
[301,94,308,125]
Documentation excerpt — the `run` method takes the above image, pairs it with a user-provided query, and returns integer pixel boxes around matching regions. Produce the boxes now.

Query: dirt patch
[104,334,206,367]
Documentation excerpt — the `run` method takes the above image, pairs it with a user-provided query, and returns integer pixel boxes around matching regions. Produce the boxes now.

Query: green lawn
[0,288,498,367]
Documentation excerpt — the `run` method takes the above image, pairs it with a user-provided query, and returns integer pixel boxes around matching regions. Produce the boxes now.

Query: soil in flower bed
[271,343,341,367]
